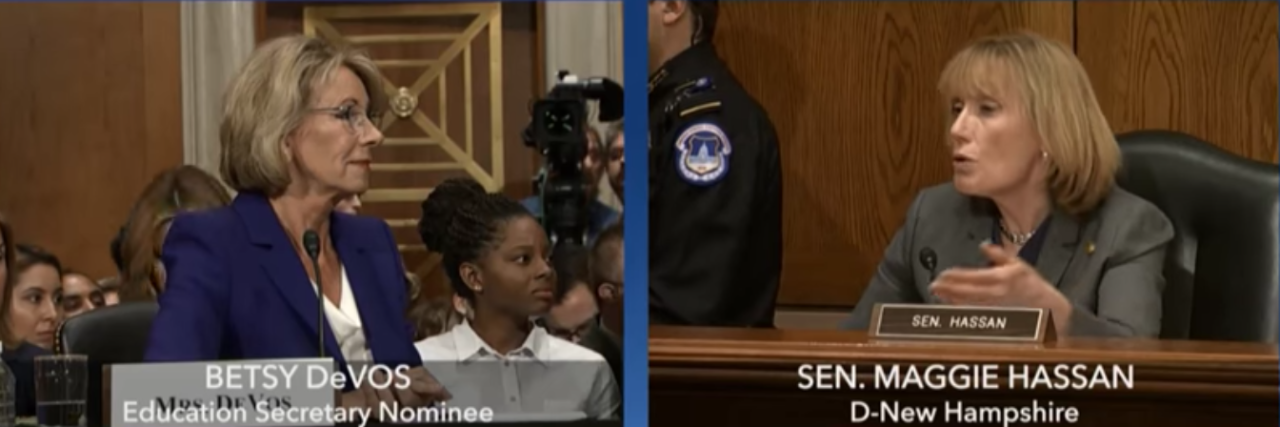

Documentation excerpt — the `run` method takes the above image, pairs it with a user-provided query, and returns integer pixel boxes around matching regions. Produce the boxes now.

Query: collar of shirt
[449,321,551,364]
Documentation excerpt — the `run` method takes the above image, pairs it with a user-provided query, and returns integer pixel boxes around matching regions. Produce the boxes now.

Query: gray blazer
[841,183,1174,337]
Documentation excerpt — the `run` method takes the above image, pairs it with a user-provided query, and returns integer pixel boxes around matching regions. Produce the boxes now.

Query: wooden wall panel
[713,1,1074,308]
[0,3,182,280]
[1077,1,1279,163]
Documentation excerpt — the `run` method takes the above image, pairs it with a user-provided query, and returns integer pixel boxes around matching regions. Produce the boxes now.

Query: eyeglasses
[310,104,382,136]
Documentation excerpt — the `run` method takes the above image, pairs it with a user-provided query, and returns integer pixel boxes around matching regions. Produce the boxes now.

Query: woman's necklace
[999,219,1036,246]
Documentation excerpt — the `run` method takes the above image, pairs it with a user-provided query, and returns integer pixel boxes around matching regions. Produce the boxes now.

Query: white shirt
[414,321,619,421]
[313,267,372,363]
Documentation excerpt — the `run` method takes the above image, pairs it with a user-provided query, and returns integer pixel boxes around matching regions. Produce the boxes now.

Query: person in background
[336,193,363,215]
[545,244,622,393]
[841,32,1173,338]
[0,217,45,417]
[603,121,624,205]
[118,165,232,302]
[522,125,620,245]
[59,270,105,317]
[591,221,623,335]
[96,276,120,306]
[545,245,599,342]
[648,0,784,328]
[404,272,466,341]
[144,35,446,411]
[415,178,619,419]
[5,245,63,351]
[407,295,467,341]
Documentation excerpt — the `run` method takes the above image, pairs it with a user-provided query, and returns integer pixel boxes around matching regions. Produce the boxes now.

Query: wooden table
[650,327,1279,427]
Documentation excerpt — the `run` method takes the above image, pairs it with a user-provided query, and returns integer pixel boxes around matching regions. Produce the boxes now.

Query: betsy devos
[145,35,447,408]
[842,32,1174,338]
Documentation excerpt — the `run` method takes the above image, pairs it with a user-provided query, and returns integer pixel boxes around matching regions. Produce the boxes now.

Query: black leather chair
[1115,130,1279,342]
[54,302,158,426]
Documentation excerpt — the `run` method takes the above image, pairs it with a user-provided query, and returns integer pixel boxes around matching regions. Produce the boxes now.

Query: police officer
[648,0,782,328]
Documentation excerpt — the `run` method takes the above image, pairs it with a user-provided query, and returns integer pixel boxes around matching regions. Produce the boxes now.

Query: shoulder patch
[674,122,731,186]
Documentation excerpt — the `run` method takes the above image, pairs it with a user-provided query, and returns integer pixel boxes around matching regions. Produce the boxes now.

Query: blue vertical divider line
[621,0,649,425]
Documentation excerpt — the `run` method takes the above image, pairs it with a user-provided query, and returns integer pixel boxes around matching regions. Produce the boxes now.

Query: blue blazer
[145,192,421,373]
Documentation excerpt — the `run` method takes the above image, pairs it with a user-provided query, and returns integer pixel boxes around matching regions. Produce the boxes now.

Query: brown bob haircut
[119,165,231,301]
[938,31,1120,216]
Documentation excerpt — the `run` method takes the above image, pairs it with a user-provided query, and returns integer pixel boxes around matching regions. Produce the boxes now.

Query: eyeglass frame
[307,104,383,137]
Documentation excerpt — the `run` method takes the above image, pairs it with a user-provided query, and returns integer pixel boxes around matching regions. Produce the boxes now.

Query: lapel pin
[1086,242,1096,255]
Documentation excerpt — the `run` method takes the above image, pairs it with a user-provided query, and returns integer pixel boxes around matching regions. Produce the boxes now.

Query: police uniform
[648,42,783,328]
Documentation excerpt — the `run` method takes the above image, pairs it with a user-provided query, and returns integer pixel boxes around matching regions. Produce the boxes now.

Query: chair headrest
[55,301,158,363]
[1116,130,1277,197]
[1115,130,1279,342]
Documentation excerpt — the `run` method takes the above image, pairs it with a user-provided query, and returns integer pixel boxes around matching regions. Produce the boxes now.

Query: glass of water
[34,355,87,427]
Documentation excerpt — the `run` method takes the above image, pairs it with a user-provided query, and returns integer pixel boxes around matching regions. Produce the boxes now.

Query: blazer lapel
[234,193,345,362]
[959,199,996,268]
[953,198,1085,287]
[1035,208,1084,288]
[331,214,397,364]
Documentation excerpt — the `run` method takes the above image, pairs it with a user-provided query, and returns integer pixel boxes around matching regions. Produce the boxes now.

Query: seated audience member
[415,178,619,420]
[591,221,623,305]
[4,244,62,417]
[119,165,231,301]
[545,245,599,342]
[60,269,105,317]
[592,221,623,335]
[841,32,1173,338]
[405,272,466,340]
[545,244,622,392]
[408,296,467,341]
[522,125,620,244]
[0,216,45,417]
[96,276,121,306]
[336,193,363,215]
[145,35,445,409]
[7,245,63,351]
[603,121,623,204]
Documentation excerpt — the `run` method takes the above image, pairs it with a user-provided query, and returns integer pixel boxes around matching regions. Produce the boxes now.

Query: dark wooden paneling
[0,3,182,279]
[712,2,1074,308]
[1077,0,1279,163]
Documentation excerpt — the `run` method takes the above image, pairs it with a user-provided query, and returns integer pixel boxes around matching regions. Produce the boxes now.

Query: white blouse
[314,267,372,362]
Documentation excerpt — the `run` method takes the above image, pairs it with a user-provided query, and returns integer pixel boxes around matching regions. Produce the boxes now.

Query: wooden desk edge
[650,327,1280,365]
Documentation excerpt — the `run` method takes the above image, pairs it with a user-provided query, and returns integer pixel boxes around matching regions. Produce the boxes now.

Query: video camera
[522,70,624,247]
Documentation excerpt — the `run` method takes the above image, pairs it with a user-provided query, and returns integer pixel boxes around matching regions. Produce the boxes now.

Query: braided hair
[417,178,532,300]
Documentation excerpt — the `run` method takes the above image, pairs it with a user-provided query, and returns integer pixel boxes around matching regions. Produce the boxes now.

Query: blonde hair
[220,35,385,196]
[938,31,1119,216]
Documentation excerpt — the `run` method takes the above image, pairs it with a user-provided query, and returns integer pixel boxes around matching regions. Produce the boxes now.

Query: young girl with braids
[413,178,619,420]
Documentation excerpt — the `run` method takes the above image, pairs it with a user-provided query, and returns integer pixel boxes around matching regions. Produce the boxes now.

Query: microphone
[919,247,938,281]
[303,230,325,359]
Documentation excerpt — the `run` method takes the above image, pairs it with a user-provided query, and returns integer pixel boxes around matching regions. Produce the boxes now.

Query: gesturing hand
[929,242,1057,307]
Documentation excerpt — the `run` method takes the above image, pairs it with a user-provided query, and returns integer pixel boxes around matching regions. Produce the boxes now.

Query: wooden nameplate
[869,303,1056,343]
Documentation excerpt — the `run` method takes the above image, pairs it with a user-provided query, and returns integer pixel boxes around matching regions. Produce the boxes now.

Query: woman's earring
[1041,150,1049,160]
